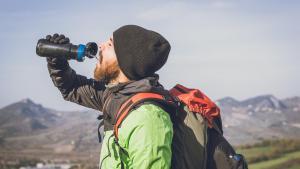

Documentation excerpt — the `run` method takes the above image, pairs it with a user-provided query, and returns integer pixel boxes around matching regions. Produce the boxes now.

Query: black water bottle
[36,39,98,62]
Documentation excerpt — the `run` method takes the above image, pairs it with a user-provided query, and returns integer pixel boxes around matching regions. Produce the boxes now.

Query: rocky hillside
[0,99,100,153]
[0,99,59,137]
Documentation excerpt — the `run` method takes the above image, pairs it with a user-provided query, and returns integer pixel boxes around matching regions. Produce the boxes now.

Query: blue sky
[0,0,299,110]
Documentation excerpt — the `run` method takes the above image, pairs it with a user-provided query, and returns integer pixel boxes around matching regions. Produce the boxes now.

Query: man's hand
[45,33,70,44]
[45,33,70,64]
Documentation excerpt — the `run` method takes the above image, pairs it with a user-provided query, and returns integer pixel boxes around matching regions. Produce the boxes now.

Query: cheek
[103,48,117,61]
[100,47,117,67]
[108,49,116,56]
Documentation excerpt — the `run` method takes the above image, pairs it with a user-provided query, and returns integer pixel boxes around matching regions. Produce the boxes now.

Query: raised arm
[44,34,106,111]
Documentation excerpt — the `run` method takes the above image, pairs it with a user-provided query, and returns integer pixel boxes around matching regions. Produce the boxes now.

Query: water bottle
[36,39,98,62]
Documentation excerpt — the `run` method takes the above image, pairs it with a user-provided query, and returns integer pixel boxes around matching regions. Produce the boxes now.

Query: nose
[99,42,105,50]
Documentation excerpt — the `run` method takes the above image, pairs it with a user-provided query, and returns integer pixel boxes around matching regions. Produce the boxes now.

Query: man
[45,25,173,169]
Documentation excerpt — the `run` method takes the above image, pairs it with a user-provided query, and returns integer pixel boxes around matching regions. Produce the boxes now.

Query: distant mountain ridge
[0,98,59,137]
[216,94,287,109]
[216,95,300,144]
[0,98,99,153]
[0,95,299,153]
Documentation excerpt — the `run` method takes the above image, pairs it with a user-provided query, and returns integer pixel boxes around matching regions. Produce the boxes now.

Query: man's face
[94,36,120,83]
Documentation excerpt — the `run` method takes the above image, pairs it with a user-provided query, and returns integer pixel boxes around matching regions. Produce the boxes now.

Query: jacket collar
[106,74,165,95]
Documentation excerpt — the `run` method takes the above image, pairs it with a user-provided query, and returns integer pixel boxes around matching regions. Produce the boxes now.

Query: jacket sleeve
[47,57,106,110]
[118,104,173,169]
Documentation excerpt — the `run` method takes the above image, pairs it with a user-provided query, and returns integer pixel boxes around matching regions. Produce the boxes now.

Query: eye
[109,38,113,46]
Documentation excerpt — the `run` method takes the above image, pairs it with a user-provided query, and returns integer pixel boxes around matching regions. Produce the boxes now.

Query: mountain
[0,98,59,137]
[0,99,100,154]
[240,94,287,109]
[282,96,300,123]
[0,95,299,159]
[216,95,300,144]
[216,97,240,107]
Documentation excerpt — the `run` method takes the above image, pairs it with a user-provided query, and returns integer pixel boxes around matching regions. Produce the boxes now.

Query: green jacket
[46,57,173,169]
[99,104,173,169]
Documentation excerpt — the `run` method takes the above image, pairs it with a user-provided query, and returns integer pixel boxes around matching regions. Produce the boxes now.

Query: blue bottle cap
[77,44,86,62]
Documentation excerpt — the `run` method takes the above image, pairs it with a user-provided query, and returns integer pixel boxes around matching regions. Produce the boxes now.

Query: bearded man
[44,25,173,169]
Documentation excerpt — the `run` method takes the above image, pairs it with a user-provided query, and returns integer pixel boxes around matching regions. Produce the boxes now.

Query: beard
[94,60,120,84]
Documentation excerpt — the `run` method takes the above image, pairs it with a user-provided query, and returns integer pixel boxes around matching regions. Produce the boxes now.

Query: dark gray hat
[113,25,171,80]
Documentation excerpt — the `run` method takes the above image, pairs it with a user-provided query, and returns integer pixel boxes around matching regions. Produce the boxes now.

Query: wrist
[46,57,69,69]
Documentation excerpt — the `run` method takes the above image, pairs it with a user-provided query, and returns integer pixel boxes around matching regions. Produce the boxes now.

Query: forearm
[47,57,105,110]
[47,57,74,94]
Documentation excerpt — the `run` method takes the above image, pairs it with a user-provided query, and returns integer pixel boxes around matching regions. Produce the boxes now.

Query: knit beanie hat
[113,25,171,80]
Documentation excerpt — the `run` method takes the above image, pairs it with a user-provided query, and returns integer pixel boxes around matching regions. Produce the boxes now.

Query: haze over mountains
[0,95,299,153]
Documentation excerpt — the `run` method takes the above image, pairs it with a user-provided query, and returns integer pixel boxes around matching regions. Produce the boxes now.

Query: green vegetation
[236,139,300,169]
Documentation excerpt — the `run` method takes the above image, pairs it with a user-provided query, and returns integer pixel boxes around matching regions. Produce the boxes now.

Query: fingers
[46,35,51,41]
[59,37,69,44]
[53,34,64,43]
[46,33,69,44]
[49,34,57,42]
[50,33,59,42]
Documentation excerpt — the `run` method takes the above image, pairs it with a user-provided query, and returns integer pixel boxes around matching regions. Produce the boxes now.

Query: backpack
[113,84,248,169]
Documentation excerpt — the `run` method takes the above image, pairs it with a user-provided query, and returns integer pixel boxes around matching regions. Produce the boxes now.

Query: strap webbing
[113,93,165,140]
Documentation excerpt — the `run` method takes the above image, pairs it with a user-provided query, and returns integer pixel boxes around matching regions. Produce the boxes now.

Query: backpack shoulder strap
[114,93,168,140]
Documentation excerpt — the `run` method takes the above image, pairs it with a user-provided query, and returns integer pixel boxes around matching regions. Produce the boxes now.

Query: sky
[0,0,299,111]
